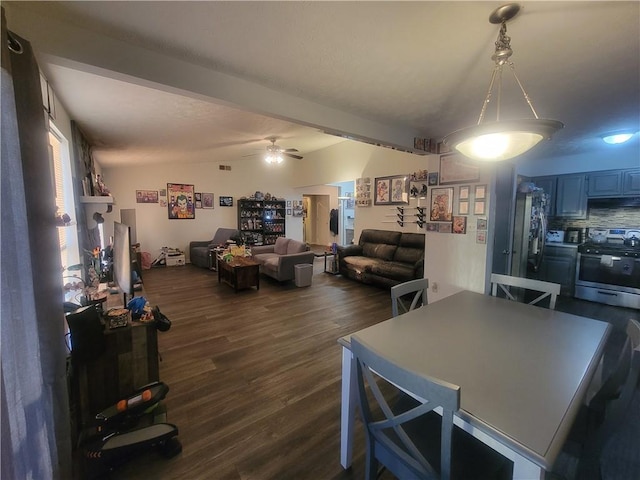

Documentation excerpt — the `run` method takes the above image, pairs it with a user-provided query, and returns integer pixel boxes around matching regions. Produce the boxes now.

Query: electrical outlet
[432,282,438,293]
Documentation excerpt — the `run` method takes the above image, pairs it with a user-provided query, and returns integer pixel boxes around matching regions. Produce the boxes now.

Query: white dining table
[339,290,611,480]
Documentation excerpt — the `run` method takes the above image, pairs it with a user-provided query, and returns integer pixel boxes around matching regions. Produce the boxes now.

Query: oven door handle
[580,253,622,261]
[596,290,618,297]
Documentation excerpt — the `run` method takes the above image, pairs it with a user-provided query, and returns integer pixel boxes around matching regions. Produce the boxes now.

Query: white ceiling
[5,1,640,168]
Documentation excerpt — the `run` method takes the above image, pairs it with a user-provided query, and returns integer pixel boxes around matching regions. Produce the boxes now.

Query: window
[49,125,80,276]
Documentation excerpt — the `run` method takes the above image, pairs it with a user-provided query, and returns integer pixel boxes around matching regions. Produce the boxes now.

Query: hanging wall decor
[202,193,214,208]
[374,175,409,205]
[136,190,158,203]
[167,183,195,219]
[429,187,454,222]
[439,153,481,185]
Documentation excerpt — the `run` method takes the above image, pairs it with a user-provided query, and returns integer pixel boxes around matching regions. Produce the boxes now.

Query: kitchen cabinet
[556,174,588,219]
[531,173,588,218]
[537,244,578,296]
[588,171,623,197]
[587,168,640,197]
[622,169,640,195]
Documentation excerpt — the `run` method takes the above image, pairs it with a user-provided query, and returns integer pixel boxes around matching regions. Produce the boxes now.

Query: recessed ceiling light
[601,131,638,145]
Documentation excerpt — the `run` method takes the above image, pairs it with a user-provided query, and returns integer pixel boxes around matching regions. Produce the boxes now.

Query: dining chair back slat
[352,335,513,480]
[490,273,561,310]
[391,278,429,317]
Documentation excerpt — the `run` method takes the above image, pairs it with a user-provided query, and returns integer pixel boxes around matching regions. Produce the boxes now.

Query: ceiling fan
[244,137,303,163]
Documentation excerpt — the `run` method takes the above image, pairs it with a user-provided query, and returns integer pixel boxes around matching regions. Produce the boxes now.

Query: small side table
[324,251,339,275]
[208,247,224,271]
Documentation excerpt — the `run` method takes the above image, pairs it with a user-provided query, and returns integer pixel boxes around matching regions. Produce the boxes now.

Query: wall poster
[167,183,195,219]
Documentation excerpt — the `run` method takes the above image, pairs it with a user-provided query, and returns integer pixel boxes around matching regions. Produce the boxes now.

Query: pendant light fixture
[443,3,563,162]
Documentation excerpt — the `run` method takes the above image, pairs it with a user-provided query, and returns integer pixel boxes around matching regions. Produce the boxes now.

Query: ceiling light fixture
[264,140,285,164]
[601,131,637,145]
[443,3,563,162]
[264,153,284,164]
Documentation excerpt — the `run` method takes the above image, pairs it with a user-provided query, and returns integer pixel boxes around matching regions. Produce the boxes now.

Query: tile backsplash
[549,205,640,230]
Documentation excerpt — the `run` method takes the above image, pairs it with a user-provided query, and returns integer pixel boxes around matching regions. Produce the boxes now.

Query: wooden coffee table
[217,256,260,292]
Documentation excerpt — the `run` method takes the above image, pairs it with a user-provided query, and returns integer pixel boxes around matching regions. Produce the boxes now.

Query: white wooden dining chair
[490,273,561,310]
[351,335,512,480]
[390,278,429,317]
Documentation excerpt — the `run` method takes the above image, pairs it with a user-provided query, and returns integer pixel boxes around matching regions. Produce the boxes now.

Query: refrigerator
[510,189,549,279]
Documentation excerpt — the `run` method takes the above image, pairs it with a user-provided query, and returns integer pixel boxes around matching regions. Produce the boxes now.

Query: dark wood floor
[107,259,388,479]
[96,260,639,480]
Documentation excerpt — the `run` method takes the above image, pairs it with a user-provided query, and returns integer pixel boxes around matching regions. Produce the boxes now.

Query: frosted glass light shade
[444,119,564,162]
[265,154,284,164]
[602,133,635,145]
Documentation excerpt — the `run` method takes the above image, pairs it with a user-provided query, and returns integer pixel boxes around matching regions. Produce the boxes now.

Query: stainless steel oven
[575,242,640,309]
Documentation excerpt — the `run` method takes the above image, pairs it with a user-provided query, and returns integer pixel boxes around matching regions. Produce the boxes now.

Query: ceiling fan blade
[285,153,304,160]
[283,148,299,153]
[241,153,259,158]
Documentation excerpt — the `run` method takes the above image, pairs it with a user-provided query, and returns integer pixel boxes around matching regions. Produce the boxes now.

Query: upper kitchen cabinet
[622,169,640,195]
[587,170,623,197]
[556,174,588,218]
[587,168,640,197]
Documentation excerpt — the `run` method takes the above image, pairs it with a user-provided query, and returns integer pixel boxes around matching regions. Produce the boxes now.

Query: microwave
[546,230,565,243]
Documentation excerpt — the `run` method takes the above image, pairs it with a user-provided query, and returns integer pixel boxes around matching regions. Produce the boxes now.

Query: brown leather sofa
[337,229,425,289]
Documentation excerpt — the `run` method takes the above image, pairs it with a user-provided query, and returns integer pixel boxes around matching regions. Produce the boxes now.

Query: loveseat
[337,229,425,289]
[251,237,316,282]
[189,227,240,268]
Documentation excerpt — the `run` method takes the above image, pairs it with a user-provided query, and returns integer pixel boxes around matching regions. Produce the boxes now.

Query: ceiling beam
[7,4,423,154]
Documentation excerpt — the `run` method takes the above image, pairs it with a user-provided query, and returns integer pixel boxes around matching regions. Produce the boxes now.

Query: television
[113,221,133,306]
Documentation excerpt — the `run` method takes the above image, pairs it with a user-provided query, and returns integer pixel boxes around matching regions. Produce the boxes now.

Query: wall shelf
[80,196,114,228]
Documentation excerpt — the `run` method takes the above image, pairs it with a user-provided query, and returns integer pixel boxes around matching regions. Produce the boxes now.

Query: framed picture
[429,187,454,222]
[439,153,481,185]
[159,188,167,197]
[459,185,470,200]
[474,184,487,200]
[474,200,486,215]
[202,193,214,208]
[426,223,438,232]
[458,200,469,215]
[292,203,304,217]
[414,137,425,151]
[453,216,467,234]
[219,196,233,207]
[136,190,158,203]
[194,192,202,209]
[167,183,195,219]
[438,223,452,233]
[286,200,292,207]
[477,218,488,230]
[476,231,487,244]
[356,177,372,207]
[428,172,439,186]
[374,175,409,205]
[286,208,292,216]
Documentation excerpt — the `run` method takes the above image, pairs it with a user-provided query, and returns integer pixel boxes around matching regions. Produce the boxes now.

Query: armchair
[189,228,239,268]
[251,237,315,282]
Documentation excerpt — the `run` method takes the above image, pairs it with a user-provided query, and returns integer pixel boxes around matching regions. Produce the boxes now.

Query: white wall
[294,141,494,301]
[99,139,494,301]
[101,157,303,261]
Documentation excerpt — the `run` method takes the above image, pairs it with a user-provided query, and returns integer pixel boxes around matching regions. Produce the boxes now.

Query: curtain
[1,8,71,479]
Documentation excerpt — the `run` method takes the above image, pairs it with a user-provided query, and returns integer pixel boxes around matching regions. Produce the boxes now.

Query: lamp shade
[444,119,564,161]
[601,132,636,145]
